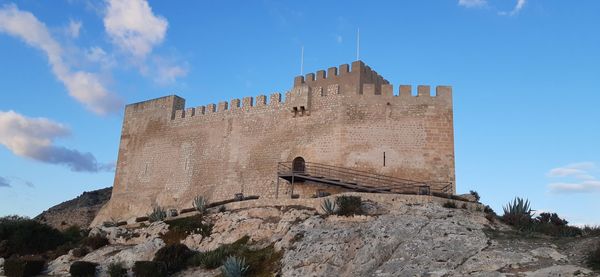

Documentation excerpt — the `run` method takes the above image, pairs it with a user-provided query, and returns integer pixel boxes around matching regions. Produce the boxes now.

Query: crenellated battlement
[168,84,451,121]
[132,62,452,123]
[293,60,390,95]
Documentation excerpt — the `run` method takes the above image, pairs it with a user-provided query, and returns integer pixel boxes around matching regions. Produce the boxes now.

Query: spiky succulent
[193,195,207,214]
[502,197,532,226]
[221,256,249,277]
[148,205,167,222]
[320,198,337,215]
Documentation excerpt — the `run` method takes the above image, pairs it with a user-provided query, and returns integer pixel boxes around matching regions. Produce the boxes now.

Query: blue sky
[0,0,599,225]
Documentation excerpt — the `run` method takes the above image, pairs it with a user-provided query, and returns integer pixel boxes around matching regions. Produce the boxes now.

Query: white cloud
[499,0,527,16]
[458,0,487,8]
[103,0,168,59]
[85,46,115,69]
[0,110,113,172]
[547,162,595,179]
[152,57,188,85]
[547,162,600,193]
[66,19,82,38]
[548,181,600,193]
[0,4,123,115]
[102,0,187,84]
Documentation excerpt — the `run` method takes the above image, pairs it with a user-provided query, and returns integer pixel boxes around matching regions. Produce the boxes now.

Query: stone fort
[94,60,455,223]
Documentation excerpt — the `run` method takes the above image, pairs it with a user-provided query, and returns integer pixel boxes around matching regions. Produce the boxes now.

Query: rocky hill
[35,187,112,231]
[35,193,599,276]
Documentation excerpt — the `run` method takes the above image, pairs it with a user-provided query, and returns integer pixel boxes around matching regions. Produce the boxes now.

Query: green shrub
[187,236,281,276]
[320,198,337,215]
[0,215,65,257]
[582,225,600,237]
[219,205,227,213]
[502,197,532,227]
[71,247,88,257]
[588,242,600,270]
[221,256,249,277]
[193,196,207,215]
[443,201,457,209]
[148,206,167,223]
[188,236,250,269]
[81,235,109,250]
[107,261,127,277]
[69,261,97,277]
[133,261,167,277]
[162,214,213,245]
[485,213,496,223]
[191,247,227,269]
[469,190,481,202]
[3,257,45,277]
[524,222,582,237]
[535,212,568,226]
[335,196,363,216]
[153,243,194,274]
[483,205,495,214]
[62,225,86,243]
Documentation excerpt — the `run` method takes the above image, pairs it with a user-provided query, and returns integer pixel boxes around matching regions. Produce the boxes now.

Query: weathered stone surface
[191,207,315,252]
[525,265,592,276]
[280,204,489,276]
[530,247,568,262]
[50,199,600,277]
[459,249,536,274]
[45,239,164,276]
[89,221,168,245]
[87,238,165,274]
[458,193,479,202]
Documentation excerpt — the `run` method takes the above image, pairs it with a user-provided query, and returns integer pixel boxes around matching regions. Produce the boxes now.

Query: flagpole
[356,28,360,61]
[300,46,304,75]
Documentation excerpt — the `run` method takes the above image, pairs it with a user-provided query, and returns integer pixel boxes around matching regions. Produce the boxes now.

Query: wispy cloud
[152,57,188,85]
[66,19,82,38]
[0,4,123,115]
[547,162,600,193]
[458,0,487,8]
[102,0,187,84]
[0,176,35,188]
[499,0,527,16]
[0,176,10,188]
[0,110,114,172]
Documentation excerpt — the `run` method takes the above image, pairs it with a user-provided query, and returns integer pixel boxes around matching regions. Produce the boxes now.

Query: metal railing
[277,161,453,196]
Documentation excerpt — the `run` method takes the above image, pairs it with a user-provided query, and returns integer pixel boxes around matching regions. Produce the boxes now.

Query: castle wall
[93,62,455,224]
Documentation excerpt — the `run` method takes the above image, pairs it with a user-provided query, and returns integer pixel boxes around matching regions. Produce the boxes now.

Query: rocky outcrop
[35,187,112,231]
[44,194,599,276]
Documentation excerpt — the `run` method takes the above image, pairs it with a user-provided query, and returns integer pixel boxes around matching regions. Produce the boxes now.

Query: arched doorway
[292,157,305,173]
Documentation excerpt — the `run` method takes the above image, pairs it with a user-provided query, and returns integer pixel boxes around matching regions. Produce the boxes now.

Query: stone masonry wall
[93,61,455,224]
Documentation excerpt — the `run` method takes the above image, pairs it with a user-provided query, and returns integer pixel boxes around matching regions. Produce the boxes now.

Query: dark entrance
[292,157,305,173]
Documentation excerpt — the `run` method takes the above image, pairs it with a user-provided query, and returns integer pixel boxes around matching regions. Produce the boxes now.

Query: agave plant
[502,197,533,226]
[320,198,337,215]
[221,256,249,277]
[148,205,167,222]
[193,195,207,214]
